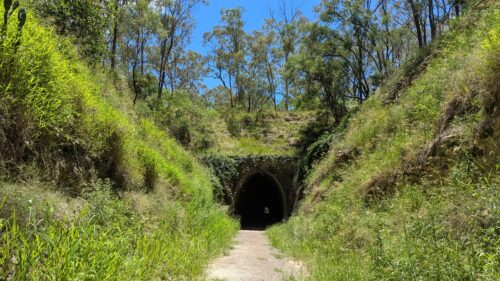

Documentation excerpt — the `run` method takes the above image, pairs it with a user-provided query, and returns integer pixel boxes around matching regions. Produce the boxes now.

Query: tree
[154,0,206,101]
[120,0,158,104]
[204,8,247,108]
[166,50,209,95]
[110,0,128,69]
[246,30,279,111]
[32,0,112,62]
[267,0,304,111]
[292,22,349,122]
[407,0,424,48]
[318,0,381,101]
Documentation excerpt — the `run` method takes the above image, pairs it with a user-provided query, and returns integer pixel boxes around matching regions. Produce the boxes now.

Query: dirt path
[205,230,305,281]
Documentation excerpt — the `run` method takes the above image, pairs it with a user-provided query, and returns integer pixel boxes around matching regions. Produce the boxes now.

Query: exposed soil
[206,230,305,281]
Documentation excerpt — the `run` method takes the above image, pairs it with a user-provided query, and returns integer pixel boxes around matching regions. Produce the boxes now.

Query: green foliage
[291,22,350,121]
[268,4,500,280]
[31,0,111,61]
[0,3,237,279]
[210,110,315,156]
[2,0,21,27]
[199,154,238,203]
[137,91,220,152]
[0,181,238,280]
[1,0,26,49]
[297,111,355,180]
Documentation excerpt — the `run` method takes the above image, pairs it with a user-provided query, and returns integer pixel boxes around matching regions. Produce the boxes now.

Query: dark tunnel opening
[234,172,285,230]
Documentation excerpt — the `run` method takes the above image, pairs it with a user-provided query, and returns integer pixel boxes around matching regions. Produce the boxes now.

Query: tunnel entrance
[234,172,285,230]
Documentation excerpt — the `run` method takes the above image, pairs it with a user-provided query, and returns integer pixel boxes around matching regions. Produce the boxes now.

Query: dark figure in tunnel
[234,172,285,230]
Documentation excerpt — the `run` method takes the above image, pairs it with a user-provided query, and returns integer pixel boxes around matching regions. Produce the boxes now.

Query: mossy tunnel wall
[225,156,300,230]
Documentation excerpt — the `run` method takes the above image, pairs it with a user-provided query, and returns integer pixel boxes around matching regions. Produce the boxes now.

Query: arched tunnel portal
[234,171,286,230]
[200,155,301,230]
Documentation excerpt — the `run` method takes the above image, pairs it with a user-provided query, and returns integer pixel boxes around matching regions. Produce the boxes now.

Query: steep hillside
[269,3,499,280]
[0,5,237,280]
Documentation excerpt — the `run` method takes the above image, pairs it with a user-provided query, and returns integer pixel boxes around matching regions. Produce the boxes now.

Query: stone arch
[233,169,287,230]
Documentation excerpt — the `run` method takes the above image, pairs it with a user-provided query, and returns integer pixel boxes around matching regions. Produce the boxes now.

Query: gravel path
[206,230,305,281]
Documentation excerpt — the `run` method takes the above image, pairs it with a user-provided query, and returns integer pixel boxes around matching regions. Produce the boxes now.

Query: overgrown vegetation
[0,2,237,279]
[0,181,236,280]
[268,3,499,280]
[1,0,498,279]
[207,110,315,156]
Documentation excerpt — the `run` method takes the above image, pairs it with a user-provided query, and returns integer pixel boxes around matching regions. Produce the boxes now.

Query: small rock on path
[206,230,305,281]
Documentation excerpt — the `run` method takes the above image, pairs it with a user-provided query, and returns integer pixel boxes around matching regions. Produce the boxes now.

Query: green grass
[268,4,500,280]
[207,110,315,156]
[0,181,237,280]
[0,4,238,280]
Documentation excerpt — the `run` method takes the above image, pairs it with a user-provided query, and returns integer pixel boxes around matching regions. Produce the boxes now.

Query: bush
[31,0,111,62]
[137,91,220,152]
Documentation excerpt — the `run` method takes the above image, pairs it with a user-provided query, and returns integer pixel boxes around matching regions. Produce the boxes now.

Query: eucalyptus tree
[243,30,273,111]
[204,8,247,108]
[318,0,386,101]
[110,0,129,69]
[404,0,468,49]
[154,0,207,101]
[166,50,209,95]
[120,0,159,104]
[248,29,284,111]
[267,0,305,111]
[292,22,350,122]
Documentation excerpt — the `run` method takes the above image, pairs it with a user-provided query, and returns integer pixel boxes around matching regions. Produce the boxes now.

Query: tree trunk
[454,0,461,17]
[132,63,140,106]
[408,0,424,48]
[132,31,141,106]
[247,91,251,112]
[111,24,118,69]
[157,40,167,100]
[284,78,290,111]
[140,32,145,75]
[429,0,437,40]
[422,16,427,45]
[157,26,176,101]
[111,0,121,70]
[284,53,290,111]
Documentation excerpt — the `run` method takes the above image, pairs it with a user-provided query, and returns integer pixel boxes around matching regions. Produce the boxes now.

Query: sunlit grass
[268,5,500,281]
[0,4,238,280]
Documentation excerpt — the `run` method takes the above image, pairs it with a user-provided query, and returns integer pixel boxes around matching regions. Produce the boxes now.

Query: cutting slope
[0,5,237,280]
[268,3,499,280]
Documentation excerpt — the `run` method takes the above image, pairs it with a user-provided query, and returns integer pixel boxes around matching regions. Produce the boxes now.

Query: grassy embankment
[0,5,237,280]
[206,110,316,156]
[269,3,499,280]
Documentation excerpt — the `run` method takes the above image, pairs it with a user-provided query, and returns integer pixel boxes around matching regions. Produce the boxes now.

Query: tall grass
[0,3,238,280]
[0,181,237,280]
[268,4,499,280]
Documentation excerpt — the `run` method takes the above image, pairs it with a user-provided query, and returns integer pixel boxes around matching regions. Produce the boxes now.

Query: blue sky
[188,0,321,88]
